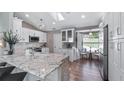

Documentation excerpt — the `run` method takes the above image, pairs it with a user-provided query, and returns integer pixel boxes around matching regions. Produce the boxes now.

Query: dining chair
[80,48,88,59]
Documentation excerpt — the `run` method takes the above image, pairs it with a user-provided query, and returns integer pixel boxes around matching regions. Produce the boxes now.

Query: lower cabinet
[119,39,124,80]
[108,40,115,80]
[60,58,70,81]
[109,39,124,81]
[45,57,70,81]
[111,65,120,81]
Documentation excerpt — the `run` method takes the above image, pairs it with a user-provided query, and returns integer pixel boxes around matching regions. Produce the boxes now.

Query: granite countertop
[0,53,68,79]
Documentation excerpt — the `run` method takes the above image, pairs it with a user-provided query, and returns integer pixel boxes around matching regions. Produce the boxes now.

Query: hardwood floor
[68,59,103,81]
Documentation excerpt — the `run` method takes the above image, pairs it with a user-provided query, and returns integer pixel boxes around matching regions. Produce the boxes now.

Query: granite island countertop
[0,53,68,80]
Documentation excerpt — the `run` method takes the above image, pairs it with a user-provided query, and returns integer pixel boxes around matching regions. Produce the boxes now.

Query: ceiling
[14,12,105,31]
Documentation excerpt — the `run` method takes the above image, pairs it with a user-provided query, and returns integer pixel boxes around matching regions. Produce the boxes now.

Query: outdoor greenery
[82,32,99,49]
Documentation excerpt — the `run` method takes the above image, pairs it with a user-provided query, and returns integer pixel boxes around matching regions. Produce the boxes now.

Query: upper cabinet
[113,13,121,39]
[22,28,47,43]
[13,17,22,36]
[39,32,47,42]
[61,29,74,42]
[120,13,124,39]
[13,17,47,43]
[107,12,114,40]
[107,12,124,40]
[62,31,66,42]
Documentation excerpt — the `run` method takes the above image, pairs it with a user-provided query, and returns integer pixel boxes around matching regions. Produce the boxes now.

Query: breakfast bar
[0,53,70,81]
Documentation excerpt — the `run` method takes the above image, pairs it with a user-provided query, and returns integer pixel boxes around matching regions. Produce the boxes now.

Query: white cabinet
[120,13,124,38]
[53,32,73,61]
[113,40,120,68]
[39,32,43,42]
[21,28,47,43]
[107,12,124,81]
[110,39,124,81]
[42,32,47,42]
[108,13,114,40]
[13,18,47,43]
[108,40,114,80]
[119,39,124,80]
[109,40,121,80]
[109,39,124,81]
[108,12,124,39]
[113,40,121,80]
[53,32,62,53]
[61,29,74,42]
[113,13,121,39]
[38,31,47,42]
[13,18,22,40]
[22,28,30,42]
[62,31,67,42]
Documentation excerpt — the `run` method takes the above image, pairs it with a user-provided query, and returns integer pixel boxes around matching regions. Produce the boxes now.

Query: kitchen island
[0,53,70,81]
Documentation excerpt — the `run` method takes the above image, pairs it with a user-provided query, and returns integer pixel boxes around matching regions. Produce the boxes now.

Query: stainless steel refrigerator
[99,25,108,81]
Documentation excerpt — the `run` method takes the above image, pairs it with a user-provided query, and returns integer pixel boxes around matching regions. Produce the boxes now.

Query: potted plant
[3,30,21,55]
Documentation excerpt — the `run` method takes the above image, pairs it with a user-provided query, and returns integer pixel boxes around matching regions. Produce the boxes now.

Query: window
[82,32,99,52]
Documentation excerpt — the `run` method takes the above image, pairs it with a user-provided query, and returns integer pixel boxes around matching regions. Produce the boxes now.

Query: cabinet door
[53,33,62,53]
[108,13,114,40]
[21,28,25,42]
[39,32,46,42]
[112,40,120,80]
[25,30,30,42]
[109,40,120,80]
[120,13,124,38]
[42,32,47,42]
[13,18,22,41]
[34,31,39,37]
[108,40,114,80]
[119,39,124,80]
[67,30,74,42]
[113,40,120,67]
[21,28,30,42]
[39,32,43,42]
[113,12,121,39]
[62,31,67,42]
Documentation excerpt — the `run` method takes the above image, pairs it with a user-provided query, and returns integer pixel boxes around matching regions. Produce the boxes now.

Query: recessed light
[81,15,85,19]
[25,14,29,17]
[52,22,56,24]
[40,18,43,22]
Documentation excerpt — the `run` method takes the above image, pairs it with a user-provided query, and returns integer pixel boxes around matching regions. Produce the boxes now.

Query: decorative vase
[8,43,14,55]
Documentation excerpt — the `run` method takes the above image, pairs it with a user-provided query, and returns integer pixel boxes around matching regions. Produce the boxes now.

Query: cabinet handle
[117,27,121,35]
[117,42,121,51]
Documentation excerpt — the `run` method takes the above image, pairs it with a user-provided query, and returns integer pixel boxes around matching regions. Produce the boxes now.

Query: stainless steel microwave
[29,36,39,42]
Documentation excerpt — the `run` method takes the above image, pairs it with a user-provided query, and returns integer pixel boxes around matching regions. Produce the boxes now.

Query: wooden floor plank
[68,59,103,81]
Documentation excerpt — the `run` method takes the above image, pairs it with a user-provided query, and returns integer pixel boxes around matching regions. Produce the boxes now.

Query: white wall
[0,12,13,32]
